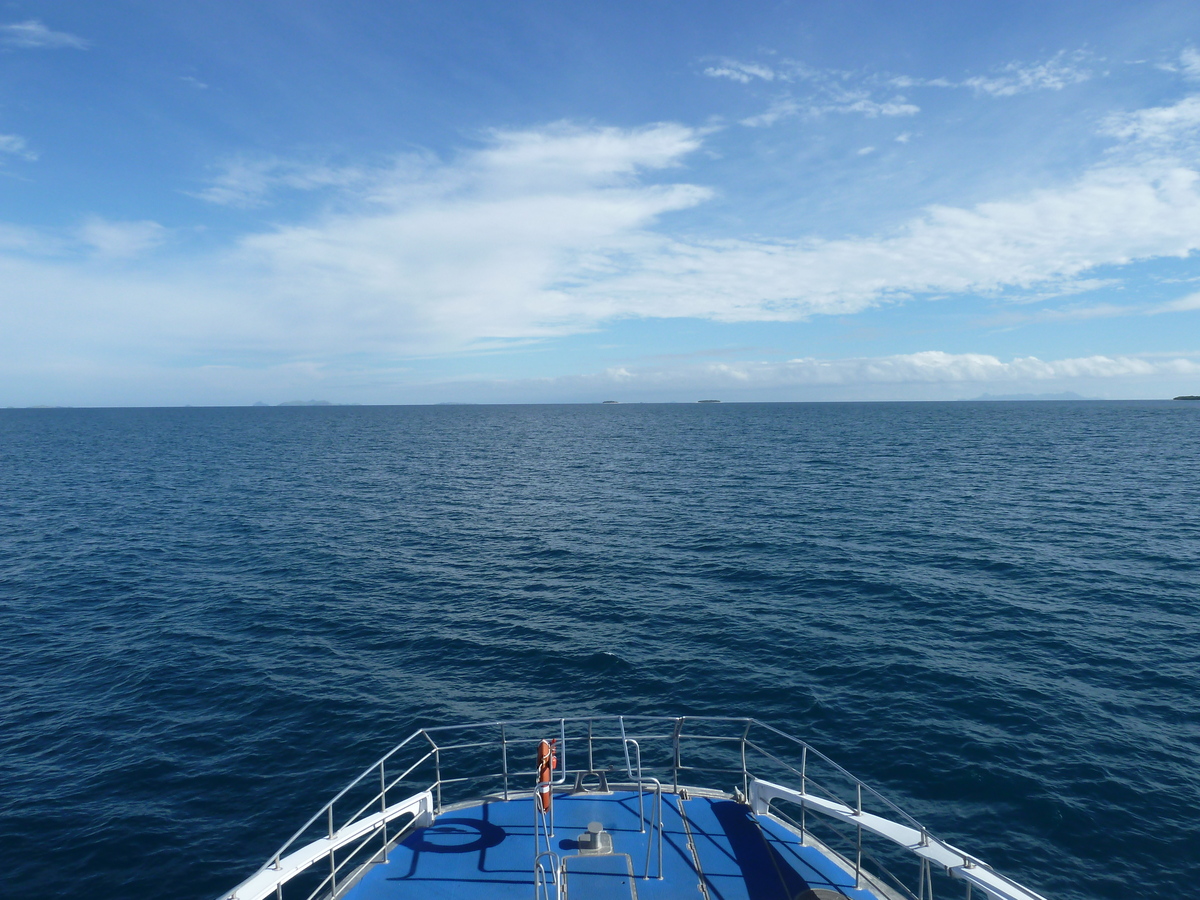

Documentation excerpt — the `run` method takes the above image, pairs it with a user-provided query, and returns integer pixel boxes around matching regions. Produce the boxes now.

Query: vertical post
[740,721,751,799]
[329,802,338,895]
[800,746,808,842]
[558,718,567,785]
[855,783,862,887]
[918,858,926,900]
[501,724,509,801]
[620,717,632,777]
[587,719,594,773]
[671,718,684,792]
[434,748,442,814]
[380,762,388,864]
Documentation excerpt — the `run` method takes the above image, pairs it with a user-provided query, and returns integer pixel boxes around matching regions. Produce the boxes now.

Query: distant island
[601,400,619,404]
[697,399,721,403]
[1174,395,1200,400]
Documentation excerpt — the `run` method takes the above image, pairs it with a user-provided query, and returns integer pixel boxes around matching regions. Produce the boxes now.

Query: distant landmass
[1174,395,1200,400]
[968,391,1091,401]
[697,399,721,403]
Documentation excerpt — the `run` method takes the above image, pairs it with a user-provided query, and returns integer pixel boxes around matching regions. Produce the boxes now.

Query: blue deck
[342,791,882,900]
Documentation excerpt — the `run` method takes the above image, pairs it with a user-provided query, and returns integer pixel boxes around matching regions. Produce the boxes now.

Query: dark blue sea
[2,402,1198,900]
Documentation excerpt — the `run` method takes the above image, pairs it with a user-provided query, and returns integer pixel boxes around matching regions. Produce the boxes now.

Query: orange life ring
[535,739,556,812]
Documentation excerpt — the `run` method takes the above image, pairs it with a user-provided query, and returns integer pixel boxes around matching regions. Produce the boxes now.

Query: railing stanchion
[740,720,751,799]
[800,745,807,843]
[330,830,337,896]
[587,719,594,773]
[626,739,644,831]
[671,718,684,792]
[855,783,863,887]
[380,762,388,864]
[501,724,509,801]
[620,717,632,777]
[554,718,567,785]
[434,748,442,814]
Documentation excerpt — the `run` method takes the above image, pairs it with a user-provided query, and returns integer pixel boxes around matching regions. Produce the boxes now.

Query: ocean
[1,401,1197,899]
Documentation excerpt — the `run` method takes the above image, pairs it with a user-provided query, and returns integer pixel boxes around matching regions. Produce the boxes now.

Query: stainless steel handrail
[218,715,1044,900]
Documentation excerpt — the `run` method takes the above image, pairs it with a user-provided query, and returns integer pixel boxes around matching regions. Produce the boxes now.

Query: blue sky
[4,1,1200,404]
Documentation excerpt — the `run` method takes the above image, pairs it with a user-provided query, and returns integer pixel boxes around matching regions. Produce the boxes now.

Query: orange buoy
[535,739,557,812]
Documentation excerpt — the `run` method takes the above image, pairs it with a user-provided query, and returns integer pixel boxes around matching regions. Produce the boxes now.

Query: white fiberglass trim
[749,779,1050,900]
[223,790,434,900]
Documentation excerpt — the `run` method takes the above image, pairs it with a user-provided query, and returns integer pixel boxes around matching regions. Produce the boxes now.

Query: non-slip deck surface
[343,792,881,900]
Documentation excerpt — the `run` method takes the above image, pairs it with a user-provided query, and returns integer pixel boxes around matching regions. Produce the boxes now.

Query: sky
[4,1,1200,405]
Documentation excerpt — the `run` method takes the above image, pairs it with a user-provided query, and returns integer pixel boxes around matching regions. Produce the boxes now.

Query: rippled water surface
[2,402,1198,900]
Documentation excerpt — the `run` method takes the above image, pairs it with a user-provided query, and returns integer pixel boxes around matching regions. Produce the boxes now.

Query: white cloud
[1103,95,1200,143]
[232,124,710,348]
[192,158,368,207]
[741,91,917,126]
[1176,47,1200,81]
[962,52,1094,97]
[701,351,1198,385]
[811,90,919,118]
[740,98,801,128]
[889,75,953,89]
[461,351,1200,403]
[0,19,88,49]
[576,161,1200,325]
[884,51,1095,97]
[857,146,876,156]
[1152,291,1200,313]
[5,102,1200,381]
[180,75,208,90]
[77,218,167,258]
[0,134,36,161]
[715,57,918,126]
[704,60,775,83]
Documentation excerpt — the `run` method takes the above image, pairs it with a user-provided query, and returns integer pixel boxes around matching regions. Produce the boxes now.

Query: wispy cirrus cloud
[0,19,88,49]
[961,51,1096,97]
[77,218,168,259]
[1151,291,1200,313]
[706,56,918,125]
[725,50,1097,128]
[703,60,776,84]
[0,134,36,161]
[890,50,1097,96]
[1103,94,1200,143]
[1180,47,1200,81]
[191,157,370,207]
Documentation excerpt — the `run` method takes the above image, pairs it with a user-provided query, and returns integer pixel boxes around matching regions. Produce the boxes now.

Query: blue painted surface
[562,854,637,900]
[344,792,881,900]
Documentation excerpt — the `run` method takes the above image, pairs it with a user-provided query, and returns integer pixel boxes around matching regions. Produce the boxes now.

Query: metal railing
[217,715,1049,900]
